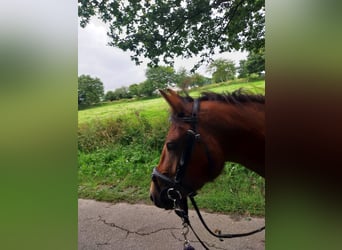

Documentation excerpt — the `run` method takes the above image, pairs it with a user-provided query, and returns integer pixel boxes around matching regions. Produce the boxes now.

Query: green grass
[78,97,169,125]
[191,80,265,97]
[78,147,265,215]
[78,80,265,125]
[78,80,265,216]
[195,163,265,215]
[78,146,159,203]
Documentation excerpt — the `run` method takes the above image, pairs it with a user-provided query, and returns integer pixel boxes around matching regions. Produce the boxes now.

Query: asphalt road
[78,199,265,250]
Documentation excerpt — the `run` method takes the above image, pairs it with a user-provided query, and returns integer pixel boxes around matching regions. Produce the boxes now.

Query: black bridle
[151,98,265,249]
[151,99,201,201]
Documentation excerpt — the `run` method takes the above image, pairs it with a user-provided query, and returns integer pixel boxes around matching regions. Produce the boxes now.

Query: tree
[139,80,156,97]
[238,48,264,78]
[145,66,176,90]
[78,75,104,108]
[104,90,116,101]
[191,73,208,87]
[238,59,248,78]
[113,86,131,99]
[174,69,208,91]
[78,0,265,69]
[128,83,140,97]
[175,67,192,91]
[245,48,265,76]
[207,59,236,83]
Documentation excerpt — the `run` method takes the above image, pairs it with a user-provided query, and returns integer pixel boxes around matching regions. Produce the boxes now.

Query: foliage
[174,67,191,91]
[191,73,209,87]
[114,86,132,99]
[207,58,236,83]
[104,90,116,101]
[248,73,260,81]
[245,47,265,76]
[130,66,177,97]
[130,66,209,94]
[138,79,156,97]
[238,59,249,78]
[78,0,265,69]
[102,65,253,102]
[105,87,132,102]
[174,68,208,91]
[78,74,104,108]
[78,145,161,203]
[146,66,176,89]
[197,162,265,215]
[78,112,168,152]
[238,48,265,78]
[128,83,140,97]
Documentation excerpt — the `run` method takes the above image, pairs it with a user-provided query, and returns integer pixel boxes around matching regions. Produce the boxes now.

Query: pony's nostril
[150,194,154,202]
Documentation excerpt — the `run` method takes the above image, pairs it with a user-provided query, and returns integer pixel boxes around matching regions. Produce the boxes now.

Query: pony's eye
[166,142,177,151]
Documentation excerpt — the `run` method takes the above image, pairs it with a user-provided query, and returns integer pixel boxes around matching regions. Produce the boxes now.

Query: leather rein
[151,98,265,249]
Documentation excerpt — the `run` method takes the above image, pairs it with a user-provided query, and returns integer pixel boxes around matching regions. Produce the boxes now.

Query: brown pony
[150,88,265,210]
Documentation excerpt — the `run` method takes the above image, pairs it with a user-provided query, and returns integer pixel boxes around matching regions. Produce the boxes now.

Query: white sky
[78,18,248,92]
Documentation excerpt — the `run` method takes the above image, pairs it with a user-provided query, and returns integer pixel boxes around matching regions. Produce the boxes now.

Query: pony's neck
[202,101,265,177]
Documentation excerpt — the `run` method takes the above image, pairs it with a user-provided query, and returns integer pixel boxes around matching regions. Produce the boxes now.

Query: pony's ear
[159,89,186,114]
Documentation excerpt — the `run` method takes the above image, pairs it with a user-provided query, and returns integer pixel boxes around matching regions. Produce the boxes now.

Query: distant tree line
[78,49,264,108]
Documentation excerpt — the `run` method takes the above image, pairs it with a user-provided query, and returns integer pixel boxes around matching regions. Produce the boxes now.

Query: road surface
[78,199,265,250]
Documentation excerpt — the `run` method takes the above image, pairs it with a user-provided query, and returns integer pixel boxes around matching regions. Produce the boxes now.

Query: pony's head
[149,89,224,210]
[150,88,265,209]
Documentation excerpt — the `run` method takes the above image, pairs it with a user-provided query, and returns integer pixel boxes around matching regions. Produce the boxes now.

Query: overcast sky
[78,18,248,92]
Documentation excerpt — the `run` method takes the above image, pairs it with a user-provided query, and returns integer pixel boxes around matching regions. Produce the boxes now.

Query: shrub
[78,112,169,152]
[248,73,260,82]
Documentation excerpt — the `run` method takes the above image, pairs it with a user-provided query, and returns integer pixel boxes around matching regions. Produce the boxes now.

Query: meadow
[78,80,265,124]
[78,80,265,215]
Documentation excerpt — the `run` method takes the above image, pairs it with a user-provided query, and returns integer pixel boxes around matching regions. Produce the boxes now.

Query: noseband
[151,99,201,202]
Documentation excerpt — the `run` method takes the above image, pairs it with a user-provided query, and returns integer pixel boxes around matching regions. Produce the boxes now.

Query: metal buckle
[187,129,200,140]
[167,188,182,209]
[167,188,182,201]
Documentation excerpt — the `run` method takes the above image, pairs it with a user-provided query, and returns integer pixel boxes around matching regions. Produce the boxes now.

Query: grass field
[78,80,265,125]
[78,80,265,215]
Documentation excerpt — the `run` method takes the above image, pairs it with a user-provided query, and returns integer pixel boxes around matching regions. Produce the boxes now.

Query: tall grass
[78,145,161,203]
[78,111,168,152]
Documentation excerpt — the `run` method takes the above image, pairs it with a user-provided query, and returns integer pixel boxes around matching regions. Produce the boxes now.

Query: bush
[78,112,169,152]
[247,73,260,82]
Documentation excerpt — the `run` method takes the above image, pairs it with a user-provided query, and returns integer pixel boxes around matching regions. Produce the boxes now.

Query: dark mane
[183,88,265,104]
